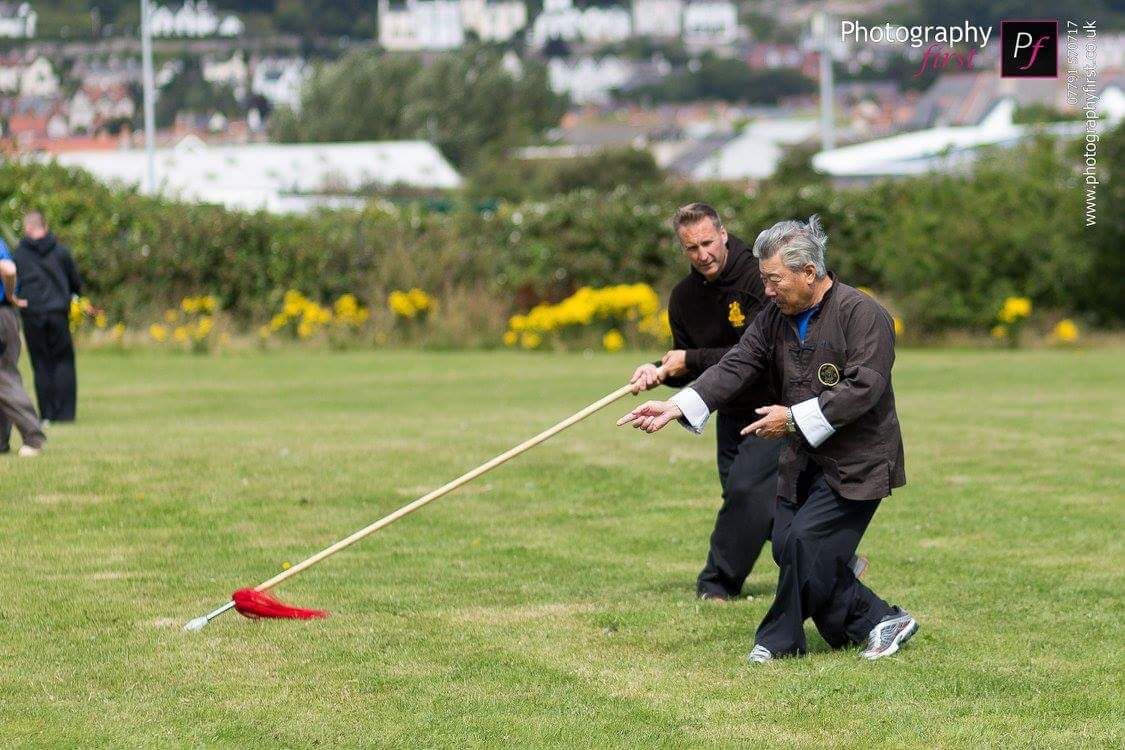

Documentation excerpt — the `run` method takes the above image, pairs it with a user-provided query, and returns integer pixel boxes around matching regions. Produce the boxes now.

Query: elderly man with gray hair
[619,216,917,663]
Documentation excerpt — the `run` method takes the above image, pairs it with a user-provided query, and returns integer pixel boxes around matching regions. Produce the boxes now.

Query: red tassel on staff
[232,588,328,620]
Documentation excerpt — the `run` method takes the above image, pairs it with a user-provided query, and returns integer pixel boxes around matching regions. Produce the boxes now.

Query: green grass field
[0,347,1122,747]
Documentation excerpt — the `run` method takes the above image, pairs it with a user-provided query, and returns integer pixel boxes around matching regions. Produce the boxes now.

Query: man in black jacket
[629,203,784,601]
[620,216,916,663]
[13,212,82,423]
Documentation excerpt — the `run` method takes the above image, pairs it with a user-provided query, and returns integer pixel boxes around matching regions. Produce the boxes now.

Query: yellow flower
[94,312,108,329]
[502,330,518,346]
[520,331,542,349]
[638,309,672,341]
[1053,319,1079,343]
[164,309,179,323]
[110,323,125,341]
[172,326,189,343]
[407,288,433,313]
[297,320,314,339]
[194,316,213,339]
[893,317,904,336]
[181,297,200,314]
[998,296,1032,324]
[200,295,218,313]
[269,313,289,332]
[332,293,369,327]
[283,290,307,317]
[149,324,168,342]
[69,298,83,328]
[602,329,625,352]
[991,325,1008,340]
[388,290,416,318]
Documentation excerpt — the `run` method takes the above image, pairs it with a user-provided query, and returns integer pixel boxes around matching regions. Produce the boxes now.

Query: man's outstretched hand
[617,400,683,433]
[741,405,790,439]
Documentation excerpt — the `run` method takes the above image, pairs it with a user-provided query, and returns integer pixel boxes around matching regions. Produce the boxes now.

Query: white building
[148,1,242,38]
[531,0,633,48]
[0,2,36,38]
[68,86,137,134]
[203,52,248,99]
[251,58,310,111]
[0,61,22,92]
[529,0,582,47]
[67,90,97,133]
[548,56,633,105]
[682,0,739,48]
[673,118,820,181]
[50,138,463,213]
[378,0,464,51]
[19,55,57,98]
[459,0,526,43]
[632,0,681,38]
[581,6,631,45]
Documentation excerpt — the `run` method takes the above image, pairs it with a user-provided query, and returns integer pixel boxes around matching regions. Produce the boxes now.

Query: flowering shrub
[1052,318,1079,344]
[333,294,370,329]
[503,283,670,350]
[993,296,1032,347]
[388,288,434,320]
[69,296,105,333]
[150,295,220,352]
[262,290,333,340]
[602,329,625,352]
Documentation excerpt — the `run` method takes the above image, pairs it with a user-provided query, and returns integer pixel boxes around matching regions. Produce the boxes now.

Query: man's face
[759,253,818,315]
[23,219,46,240]
[677,218,729,281]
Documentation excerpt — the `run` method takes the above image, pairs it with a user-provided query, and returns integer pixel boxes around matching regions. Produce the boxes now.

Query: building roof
[813,101,1086,178]
[48,138,462,213]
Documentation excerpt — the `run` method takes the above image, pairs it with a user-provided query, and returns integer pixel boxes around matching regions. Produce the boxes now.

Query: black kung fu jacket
[687,276,906,501]
[662,234,774,422]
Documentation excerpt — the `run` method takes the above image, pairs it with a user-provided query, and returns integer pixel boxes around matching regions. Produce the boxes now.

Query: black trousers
[696,412,782,598]
[755,464,894,655]
[21,311,77,422]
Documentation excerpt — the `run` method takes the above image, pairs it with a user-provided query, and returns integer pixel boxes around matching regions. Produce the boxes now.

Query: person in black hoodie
[628,203,782,601]
[13,211,82,423]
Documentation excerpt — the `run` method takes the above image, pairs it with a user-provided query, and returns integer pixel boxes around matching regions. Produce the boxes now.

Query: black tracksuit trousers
[21,311,77,422]
[696,412,782,599]
[755,464,894,655]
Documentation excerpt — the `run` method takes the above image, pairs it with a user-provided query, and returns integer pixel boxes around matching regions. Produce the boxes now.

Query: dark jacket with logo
[663,234,774,421]
[689,276,905,501]
[12,233,81,314]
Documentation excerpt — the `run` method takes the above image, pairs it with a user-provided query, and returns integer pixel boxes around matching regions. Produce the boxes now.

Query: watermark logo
[1001,20,1058,77]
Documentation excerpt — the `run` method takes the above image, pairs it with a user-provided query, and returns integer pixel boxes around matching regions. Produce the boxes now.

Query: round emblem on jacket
[817,363,840,387]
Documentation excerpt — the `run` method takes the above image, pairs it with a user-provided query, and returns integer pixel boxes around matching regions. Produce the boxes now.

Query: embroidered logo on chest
[817,363,840,387]
[728,300,745,328]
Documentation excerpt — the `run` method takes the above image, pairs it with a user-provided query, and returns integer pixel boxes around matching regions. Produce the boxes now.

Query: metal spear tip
[182,616,209,632]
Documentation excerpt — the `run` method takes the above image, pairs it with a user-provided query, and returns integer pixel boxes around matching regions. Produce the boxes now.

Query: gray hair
[751,215,828,278]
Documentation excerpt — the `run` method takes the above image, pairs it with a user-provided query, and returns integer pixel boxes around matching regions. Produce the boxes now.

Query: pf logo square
[1001,20,1058,77]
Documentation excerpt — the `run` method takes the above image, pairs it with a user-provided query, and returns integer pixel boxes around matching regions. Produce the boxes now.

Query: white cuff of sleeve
[670,388,710,435]
[791,397,835,448]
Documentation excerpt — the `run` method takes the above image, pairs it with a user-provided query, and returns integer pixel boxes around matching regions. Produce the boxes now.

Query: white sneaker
[747,644,775,664]
[18,445,42,458]
[860,610,918,660]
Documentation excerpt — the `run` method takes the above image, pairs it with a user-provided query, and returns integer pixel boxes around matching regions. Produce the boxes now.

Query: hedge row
[1,124,1119,334]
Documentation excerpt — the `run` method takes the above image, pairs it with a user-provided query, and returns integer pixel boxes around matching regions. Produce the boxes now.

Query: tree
[271,47,567,169]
